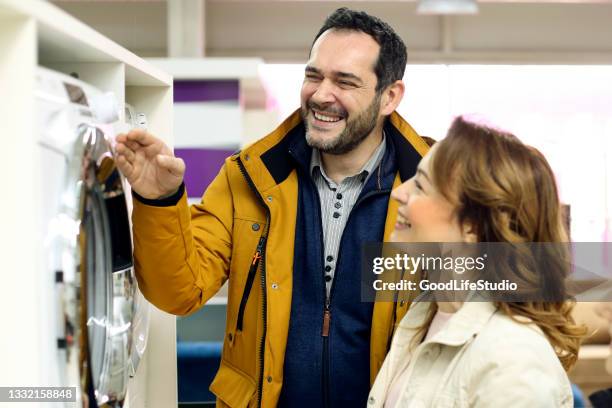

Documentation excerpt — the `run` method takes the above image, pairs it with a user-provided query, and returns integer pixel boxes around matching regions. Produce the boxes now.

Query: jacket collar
[309,132,387,185]
[397,298,498,347]
[237,109,429,194]
[287,123,397,193]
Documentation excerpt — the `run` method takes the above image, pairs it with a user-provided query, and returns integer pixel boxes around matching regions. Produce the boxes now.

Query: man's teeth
[314,111,342,122]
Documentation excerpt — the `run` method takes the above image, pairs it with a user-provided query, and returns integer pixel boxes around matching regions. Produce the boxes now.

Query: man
[115,8,428,408]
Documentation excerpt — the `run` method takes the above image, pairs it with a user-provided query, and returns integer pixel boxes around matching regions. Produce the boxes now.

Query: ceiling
[53,0,612,63]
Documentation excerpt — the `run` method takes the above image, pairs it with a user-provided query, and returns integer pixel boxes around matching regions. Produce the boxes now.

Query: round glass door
[57,124,136,407]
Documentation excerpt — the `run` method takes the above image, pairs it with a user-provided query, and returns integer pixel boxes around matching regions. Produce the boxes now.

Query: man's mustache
[306,101,348,118]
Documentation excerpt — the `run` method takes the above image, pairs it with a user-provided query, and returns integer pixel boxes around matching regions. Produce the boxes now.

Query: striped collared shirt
[310,135,387,297]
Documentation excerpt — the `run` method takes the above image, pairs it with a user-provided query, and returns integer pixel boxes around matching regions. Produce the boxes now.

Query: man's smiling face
[300,29,383,155]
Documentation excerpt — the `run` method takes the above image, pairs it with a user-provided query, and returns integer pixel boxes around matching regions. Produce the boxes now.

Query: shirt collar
[310,132,387,185]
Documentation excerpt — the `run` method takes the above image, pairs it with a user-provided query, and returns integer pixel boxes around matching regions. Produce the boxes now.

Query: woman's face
[390,146,468,243]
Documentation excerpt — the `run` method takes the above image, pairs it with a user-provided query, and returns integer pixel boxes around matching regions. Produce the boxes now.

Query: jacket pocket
[210,359,257,408]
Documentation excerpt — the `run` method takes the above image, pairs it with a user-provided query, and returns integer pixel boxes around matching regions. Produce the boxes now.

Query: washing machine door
[58,123,135,407]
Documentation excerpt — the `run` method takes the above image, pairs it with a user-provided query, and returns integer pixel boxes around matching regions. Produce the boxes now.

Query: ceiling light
[417,0,479,15]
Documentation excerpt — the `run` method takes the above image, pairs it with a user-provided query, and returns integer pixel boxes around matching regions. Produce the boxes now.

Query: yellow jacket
[132,110,429,407]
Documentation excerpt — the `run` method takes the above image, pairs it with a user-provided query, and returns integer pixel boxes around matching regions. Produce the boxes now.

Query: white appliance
[36,67,149,407]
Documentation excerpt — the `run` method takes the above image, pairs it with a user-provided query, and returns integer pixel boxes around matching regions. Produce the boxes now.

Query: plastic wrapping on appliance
[129,285,151,377]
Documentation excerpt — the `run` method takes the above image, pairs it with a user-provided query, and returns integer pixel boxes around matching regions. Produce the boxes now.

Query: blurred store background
[49,1,612,406]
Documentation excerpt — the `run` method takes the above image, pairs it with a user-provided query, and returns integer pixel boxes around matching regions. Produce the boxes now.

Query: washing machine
[37,66,149,407]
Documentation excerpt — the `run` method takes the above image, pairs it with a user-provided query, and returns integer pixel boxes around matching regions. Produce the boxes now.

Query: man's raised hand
[115,129,185,199]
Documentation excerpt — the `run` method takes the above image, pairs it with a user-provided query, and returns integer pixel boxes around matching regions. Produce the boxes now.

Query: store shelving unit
[145,57,270,307]
[0,1,175,407]
[147,57,278,147]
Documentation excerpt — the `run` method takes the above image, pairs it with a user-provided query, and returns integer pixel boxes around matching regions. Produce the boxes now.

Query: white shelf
[146,57,262,80]
[0,1,175,407]
[1,0,171,86]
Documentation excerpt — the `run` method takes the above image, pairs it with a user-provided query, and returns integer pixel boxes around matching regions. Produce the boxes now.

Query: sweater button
[368,396,376,405]
[228,333,233,341]
[252,223,260,231]
[267,376,273,383]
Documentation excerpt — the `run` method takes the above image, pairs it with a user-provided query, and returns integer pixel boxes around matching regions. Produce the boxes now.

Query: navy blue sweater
[277,127,397,408]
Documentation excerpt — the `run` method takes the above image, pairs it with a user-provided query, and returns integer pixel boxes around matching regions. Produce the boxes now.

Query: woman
[368,116,585,407]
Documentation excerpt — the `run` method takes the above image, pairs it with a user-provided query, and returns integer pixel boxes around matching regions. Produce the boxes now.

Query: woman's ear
[462,221,479,243]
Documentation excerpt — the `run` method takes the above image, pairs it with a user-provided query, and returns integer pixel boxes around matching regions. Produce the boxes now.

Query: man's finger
[116,133,128,144]
[157,155,185,176]
[116,155,134,178]
[126,141,141,152]
[115,142,131,155]
[126,129,156,146]
[115,143,136,164]
[121,146,136,163]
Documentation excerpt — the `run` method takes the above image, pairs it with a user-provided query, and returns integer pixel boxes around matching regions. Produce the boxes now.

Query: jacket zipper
[322,297,331,408]
[236,236,266,332]
[309,183,333,408]
[320,187,391,407]
[236,157,270,408]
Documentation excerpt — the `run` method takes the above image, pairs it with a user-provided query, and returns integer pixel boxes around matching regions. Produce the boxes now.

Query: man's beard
[301,93,381,155]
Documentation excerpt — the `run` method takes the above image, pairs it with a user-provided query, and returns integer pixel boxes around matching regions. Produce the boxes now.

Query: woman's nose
[391,180,411,203]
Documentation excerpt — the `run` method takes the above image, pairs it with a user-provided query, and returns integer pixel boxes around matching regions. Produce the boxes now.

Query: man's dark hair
[312,7,407,93]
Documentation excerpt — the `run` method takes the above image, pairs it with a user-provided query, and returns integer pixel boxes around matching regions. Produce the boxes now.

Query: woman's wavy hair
[421,116,585,371]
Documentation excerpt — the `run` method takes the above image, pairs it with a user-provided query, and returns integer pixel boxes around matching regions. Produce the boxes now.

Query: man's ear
[380,80,405,116]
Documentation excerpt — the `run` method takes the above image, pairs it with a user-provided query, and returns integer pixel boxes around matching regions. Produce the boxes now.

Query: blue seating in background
[572,383,586,407]
[176,340,588,407]
[177,341,223,403]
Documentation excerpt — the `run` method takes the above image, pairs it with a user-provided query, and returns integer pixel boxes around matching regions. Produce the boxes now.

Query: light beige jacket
[368,300,573,408]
